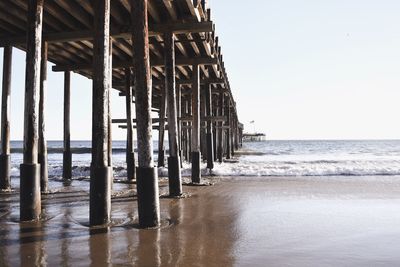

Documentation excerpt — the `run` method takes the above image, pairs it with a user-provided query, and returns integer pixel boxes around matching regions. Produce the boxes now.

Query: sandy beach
[1,175,400,266]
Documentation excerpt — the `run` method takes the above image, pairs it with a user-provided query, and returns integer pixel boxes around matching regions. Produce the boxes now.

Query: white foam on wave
[8,140,400,178]
[210,159,400,177]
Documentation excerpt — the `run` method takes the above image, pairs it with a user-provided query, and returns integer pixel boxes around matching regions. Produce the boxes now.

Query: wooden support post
[0,46,12,190]
[183,98,190,161]
[217,92,224,163]
[20,0,43,221]
[191,64,201,183]
[234,117,239,151]
[226,97,232,159]
[213,105,218,161]
[125,68,135,181]
[164,31,182,196]
[63,71,72,180]
[108,40,113,180]
[38,42,48,193]
[176,84,183,167]
[157,86,166,167]
[205,83,214,169]
[131,0,160,228]
[90,0,112,226]
[200,87,206,160]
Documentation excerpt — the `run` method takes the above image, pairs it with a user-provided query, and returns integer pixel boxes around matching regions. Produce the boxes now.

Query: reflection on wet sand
[0,179,238,266]
[4,176,400,265]
[19,222,47,267]
[89,228,112,267]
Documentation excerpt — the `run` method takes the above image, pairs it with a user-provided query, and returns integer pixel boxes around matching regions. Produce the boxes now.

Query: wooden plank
[0,21,214,46]
[115,77,224,88]
[51,56,218,72]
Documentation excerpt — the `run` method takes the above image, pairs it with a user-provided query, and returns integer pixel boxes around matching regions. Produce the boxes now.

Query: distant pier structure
[243,133,266,142]
[0,0,243,227]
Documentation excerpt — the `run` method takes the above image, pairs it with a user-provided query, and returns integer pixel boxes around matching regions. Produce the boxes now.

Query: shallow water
[2,176,400,266]
[9,140,400,179]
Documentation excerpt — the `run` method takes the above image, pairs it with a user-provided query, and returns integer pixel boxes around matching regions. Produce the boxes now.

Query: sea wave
[9,159,400,178]
[211,160,400,177]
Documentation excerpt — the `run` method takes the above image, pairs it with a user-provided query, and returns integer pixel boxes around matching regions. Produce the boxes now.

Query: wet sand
[2,176,400,266]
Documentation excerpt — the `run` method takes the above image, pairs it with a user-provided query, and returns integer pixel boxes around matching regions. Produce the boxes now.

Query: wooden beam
[116,77,224,90]
[0,21,214,46]
[51,56,218,72]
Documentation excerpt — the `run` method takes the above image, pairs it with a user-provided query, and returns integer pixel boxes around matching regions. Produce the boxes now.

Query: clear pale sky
[1,0,400,140]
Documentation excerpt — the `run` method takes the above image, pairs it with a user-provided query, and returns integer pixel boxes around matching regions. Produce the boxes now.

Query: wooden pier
[0,0,243,227]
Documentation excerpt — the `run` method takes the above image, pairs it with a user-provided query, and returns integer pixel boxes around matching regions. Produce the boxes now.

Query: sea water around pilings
[6,140,400,183]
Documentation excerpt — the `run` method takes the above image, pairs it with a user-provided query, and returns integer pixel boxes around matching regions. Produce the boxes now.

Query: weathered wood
[200,87,205,158]
[183,98,190,161]
[20,0,43,221]
[226,96,232,160]
[191,65,200,153]
[164,31,182,196]
[63,71,72,180]
[176,84,183,166]
[23,0,43,165]
[157,85,166,167]
[52,56,218,72]
[217,92,224,163]
[191,64,201,183]
[90,0,112,226]
[205,83,214,169]
[125,68,135,181]
[38,41,48,192]
[131,0,160,228]
[165,31,179,158]
[0,21,214,46]
[116,78,225,89]
[112,115,227,124]
[0,45,12,190]
[108,39,113,172]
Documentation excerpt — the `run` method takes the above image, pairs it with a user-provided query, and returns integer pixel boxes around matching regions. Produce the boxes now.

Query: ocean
[7,140,400,181]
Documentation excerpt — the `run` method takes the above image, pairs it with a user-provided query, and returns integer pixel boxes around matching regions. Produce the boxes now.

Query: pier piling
[90,0,112,226]
[38,41,48,193]
[131,0,160,228]
[164,30,182,196]
[157,85,166,168]
[191,64,201,183]
[63,71,72,180]
[0,46,12,190]
[205,83,214,169]
[125,68,135,181]
[20,0,44,221]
